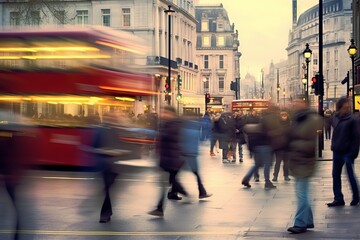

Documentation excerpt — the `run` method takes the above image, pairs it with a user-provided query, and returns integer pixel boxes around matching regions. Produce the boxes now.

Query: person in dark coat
[218,112,234,163]
[232,110,246,162]
[272,111,291,182]
[327,97,360,207]
[200,112,211,142]
[148,106,188,217]
[287,97,322,234]
[323,109,333,140]
[210,113,221,156]
[245,109,261,180]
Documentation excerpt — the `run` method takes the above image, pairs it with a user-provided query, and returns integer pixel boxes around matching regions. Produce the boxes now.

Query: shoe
[284,176,291,181]
[222,159,230,163]
[241,180,251,188]
[99,216,111,223]
[287,226,307,234]
[254,177,260,182]
[231,159,236,163]
[327,200,345,207]
[199,193,213,199]
[239,158,243,162]
[350,199,359,206]
[272,177,278,182]
[210,151,216,156]
[265,181,276,189]
[148,209,164,217]
[307,224,315,229]
[167,192,182,200]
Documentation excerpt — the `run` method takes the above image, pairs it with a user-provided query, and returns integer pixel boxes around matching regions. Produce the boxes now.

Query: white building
[0,0,200,115]
[286,0,353,109]
[195,4,241,113]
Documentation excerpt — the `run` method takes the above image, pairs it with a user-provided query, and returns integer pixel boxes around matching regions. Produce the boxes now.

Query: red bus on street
[0,26,155,168]
[231,99,270,115]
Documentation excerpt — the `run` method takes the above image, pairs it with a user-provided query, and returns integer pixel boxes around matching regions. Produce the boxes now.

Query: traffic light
[341,72,349,85]
[312,74,320,95]
[164,76,171,93]
[177,74,182,87]
[230,81,237,91]
[205,93,211,103]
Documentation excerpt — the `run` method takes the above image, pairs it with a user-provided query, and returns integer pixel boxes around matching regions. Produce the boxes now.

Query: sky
[198,0,319,79]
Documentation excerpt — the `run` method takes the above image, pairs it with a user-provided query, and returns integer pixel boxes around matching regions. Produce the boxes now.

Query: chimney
[292,0,297,26]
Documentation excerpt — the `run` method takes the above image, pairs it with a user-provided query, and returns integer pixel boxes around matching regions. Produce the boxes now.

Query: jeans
[273,150,289,178]
[332,152,359,202]
[230,139,243,160]
[243,145,272,182]
[294,177,314,228]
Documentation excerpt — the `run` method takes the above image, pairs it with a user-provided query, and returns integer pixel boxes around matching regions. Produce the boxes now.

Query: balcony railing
[146,56,178,69]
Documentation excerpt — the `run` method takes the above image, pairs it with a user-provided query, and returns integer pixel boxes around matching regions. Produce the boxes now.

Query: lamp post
[276,68,280,104]
[164,5,175,106]
[302,76,307,96]
[348,39,358,112]
[303,43,312,101]
[203,77,209,112]
[282,88,286,108]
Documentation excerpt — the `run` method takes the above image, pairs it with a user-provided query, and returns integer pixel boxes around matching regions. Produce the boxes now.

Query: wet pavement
[1,139,360,239]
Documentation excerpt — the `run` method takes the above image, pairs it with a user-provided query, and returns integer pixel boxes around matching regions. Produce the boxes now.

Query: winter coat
[234,115,246,144]
[287,110,323,178]
[331,113,360,159]
[179,119,201,172]
[218,113,234,149]
[157,118,184,171]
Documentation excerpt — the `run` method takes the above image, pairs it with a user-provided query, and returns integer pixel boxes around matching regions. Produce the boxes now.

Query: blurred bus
[0,26,155,168]
[231,99,269,115]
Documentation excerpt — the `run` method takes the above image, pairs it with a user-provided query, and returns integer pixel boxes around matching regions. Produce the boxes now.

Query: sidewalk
[196,141,360,239]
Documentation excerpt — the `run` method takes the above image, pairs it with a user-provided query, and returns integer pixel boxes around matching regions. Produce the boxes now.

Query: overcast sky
[197,0,319,79]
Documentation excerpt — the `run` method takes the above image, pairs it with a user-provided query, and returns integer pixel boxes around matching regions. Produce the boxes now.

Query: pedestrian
[324,108,333,140]
[200,112,211,142]
[148,106,188,216]
[241,106,278,189]
[179,113,212,199]
[210,112,221,156]
[230,110,246,163]
[327,97,360,207]
[272,111,291,182]
[245,109,261,181]
[286,97,322,234]
[218,112,234,163]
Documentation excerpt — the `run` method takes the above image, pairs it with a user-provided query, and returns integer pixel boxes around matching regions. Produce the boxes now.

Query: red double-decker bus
[0,26,155,167]
[231,99,270,115]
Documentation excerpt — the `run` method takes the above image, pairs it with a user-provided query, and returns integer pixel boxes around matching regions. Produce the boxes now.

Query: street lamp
[277,86,280,104]
[302,76,307,96]
[282,88,286,108]
[164,5,175,106]
[348,39,358,112]
[303,43,312,101]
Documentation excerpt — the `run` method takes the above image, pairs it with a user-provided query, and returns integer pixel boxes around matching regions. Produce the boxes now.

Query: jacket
[331,113,360,159]
[288,110,323,178]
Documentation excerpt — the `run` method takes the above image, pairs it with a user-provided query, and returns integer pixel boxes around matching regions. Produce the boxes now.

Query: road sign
[355,95,360,111]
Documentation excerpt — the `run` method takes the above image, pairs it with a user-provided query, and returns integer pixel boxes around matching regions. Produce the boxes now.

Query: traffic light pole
[318,0,324,158]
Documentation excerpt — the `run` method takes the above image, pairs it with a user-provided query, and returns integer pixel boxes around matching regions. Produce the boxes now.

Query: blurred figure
[0,112,35,240]
[218,112,234,163]
[327,97,360,207]
[179,113,212,199]
[210,112,221,156]
[231,110,246,162]
[245,109,261,181]
[323,108,333,140]
[92,111,123,223]
[242,106,279,189]
[272,111,291,182]
[287,97,322,234]
[148,106,188,217]
[200,112,211,142]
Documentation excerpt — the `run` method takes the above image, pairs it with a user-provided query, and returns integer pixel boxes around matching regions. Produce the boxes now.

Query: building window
[76,10,88,25]
[204,55,209,69]
[54,10,65,24]
[217,36,225,46]
[31,11,40,25]
[203,36,210,47]
[102,9,110,27]
[326,51,330,64]
[334,68,338,81]
[10,12,20,26]
[218,77,224,92]
[122,8,131,27]
[203,77,209,92]
[201,20,208,31]
[334,49,338,63]
[217,21,224,31]
[219,55,224,69]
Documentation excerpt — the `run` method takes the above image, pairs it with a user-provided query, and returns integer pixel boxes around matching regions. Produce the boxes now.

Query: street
[1,140,360,240]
